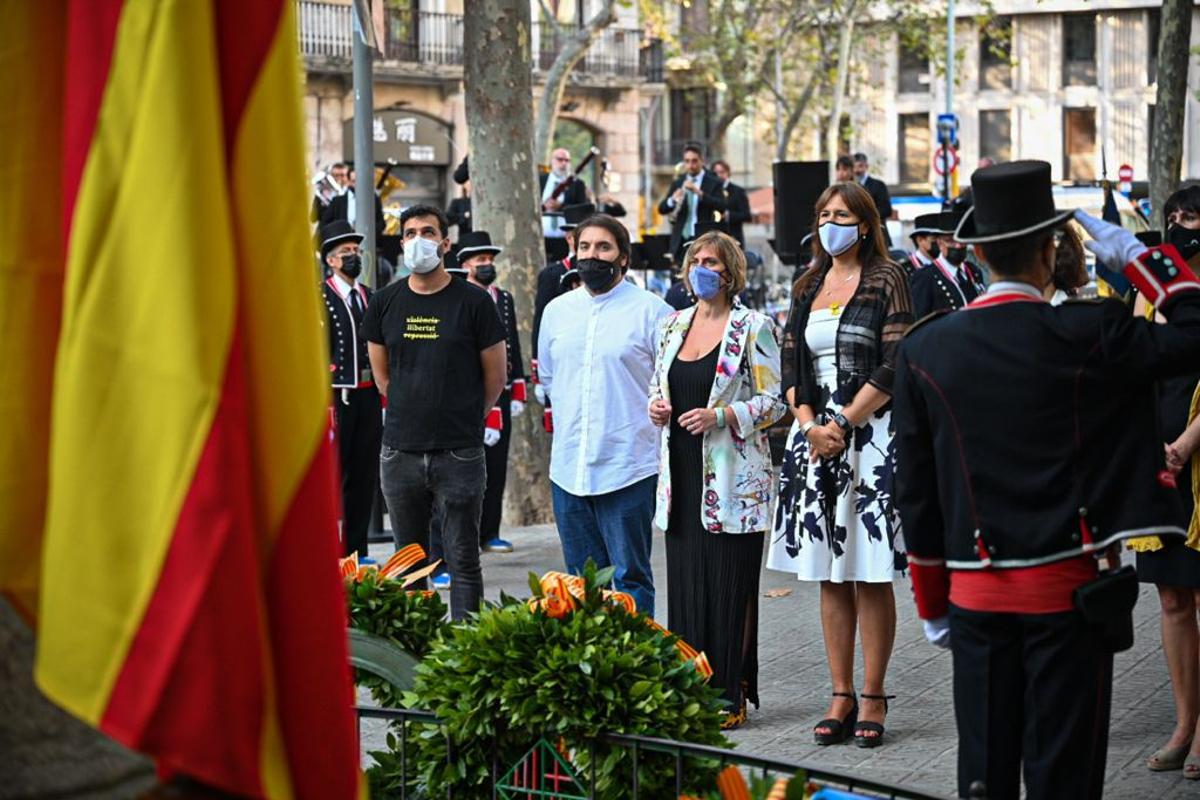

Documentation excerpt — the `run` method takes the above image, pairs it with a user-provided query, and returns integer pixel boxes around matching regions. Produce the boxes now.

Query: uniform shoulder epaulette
[903,308,952,338]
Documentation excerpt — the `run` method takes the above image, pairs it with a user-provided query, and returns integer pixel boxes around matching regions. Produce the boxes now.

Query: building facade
[298,0,665,234]
[820,1,1200,193]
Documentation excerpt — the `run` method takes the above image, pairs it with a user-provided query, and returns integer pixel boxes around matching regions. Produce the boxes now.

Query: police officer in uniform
[905,212,942,275]
[320,221,383,560]
[893,161,1200,800]
[457,230,525,552]
[908,206,985,318]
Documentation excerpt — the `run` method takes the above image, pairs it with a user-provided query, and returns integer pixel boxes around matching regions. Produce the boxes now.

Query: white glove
[510,400,525,418]
[1074,210,1147,274]
[484,428,501,447]
[923,616,951,650]
[534,383,547,406]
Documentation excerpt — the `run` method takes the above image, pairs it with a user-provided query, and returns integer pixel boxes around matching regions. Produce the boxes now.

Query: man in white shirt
[537,214,672,613]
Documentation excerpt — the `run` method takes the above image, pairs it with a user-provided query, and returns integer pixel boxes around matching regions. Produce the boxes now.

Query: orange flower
[354,566,374,583]
[542,591,573,619]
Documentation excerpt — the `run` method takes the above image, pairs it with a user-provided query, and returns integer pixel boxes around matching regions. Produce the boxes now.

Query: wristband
[715,407,726,429]
[799,420,816,438]
[832,412,851,432]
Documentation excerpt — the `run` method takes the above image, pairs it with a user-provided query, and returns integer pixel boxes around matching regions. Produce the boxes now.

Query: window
[1063,107,1096,181]
[979,110,1011,164]
[899,113,931,185]
[1148,8,1161,84]
[665,87,714,162]
[898,40,928,93]
[979,17,1013,90]
[1062,13,1097,86]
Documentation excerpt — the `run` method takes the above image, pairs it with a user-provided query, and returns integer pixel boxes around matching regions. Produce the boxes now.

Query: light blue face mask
[689,265,723,300]
[819,221,861,256]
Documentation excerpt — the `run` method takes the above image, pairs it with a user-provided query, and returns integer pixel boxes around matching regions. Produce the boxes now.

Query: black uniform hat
[456,230,503,259]
[319,220,364,260]
[559,203,595,230]
[910,213,945,241]
[955,161,1072,243]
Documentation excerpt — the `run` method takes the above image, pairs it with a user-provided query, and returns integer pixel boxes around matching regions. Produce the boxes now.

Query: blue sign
[936,113,959,147]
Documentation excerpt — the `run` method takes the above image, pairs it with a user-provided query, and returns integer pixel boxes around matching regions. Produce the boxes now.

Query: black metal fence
[356,705,946,799]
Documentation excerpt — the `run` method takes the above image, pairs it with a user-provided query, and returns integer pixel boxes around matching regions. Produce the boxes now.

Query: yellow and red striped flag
[0,1,359,796]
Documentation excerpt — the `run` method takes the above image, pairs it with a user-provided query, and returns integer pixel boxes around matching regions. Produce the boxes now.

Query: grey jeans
[380,445,485,619]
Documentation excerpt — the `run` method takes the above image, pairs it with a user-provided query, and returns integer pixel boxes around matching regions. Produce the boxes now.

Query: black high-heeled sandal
[813,691,857,745]
[854,693,895,748]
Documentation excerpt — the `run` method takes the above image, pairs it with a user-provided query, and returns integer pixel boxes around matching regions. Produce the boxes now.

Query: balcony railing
[296,1,661,80]
[532,22,658,80]
[297,0,352,59]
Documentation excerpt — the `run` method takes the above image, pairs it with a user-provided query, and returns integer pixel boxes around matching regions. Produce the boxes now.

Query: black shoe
[813,692,857,745]
[854,693,894,748]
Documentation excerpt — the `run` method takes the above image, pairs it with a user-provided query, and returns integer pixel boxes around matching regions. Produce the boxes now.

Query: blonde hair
[682,231,747,299]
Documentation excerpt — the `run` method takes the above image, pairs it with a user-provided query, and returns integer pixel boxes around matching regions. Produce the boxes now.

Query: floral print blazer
[649,301,787,534]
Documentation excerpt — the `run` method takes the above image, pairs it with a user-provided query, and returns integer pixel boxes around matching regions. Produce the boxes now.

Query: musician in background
[541,148,589,243]
[712,160,751,247]
[658,143,727,265]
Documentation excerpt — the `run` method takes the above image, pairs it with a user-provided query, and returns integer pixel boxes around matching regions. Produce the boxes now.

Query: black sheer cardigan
[781,259,915,409]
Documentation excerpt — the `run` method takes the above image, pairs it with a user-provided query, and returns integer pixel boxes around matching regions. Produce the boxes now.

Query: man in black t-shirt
[362,204,507,619]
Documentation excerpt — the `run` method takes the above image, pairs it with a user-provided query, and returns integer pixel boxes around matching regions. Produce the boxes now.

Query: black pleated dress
[665,344,764,711]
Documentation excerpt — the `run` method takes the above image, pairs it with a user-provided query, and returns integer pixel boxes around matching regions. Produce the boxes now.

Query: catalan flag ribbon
[0,1,359,797]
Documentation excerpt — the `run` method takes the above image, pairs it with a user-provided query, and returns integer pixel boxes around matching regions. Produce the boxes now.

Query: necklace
[822,270,858,296]
[823,269,859,317]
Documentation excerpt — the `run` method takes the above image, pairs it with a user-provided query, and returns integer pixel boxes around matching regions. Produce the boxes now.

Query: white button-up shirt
[537,279,673,496]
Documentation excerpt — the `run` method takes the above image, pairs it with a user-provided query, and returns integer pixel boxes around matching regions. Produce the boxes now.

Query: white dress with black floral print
[767,308,906,583]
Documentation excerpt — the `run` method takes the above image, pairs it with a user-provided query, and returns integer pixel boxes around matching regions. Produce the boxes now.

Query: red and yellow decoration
[339,546,442,594]
[1,2,358,796]
[527,570,713,680]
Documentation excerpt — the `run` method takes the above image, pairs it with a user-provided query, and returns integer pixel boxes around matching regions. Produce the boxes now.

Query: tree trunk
[532,0,618,167]
[464,0,553,525]
[826,1,858,181]
[707,104,743,161]
[1149,0,1194,232]
[776,69,822,161]
[1,599,156,796]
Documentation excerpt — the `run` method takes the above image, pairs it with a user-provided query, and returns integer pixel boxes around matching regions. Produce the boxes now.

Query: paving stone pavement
[362,523,1198,799]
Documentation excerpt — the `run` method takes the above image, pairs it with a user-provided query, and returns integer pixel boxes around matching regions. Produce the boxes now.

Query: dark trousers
[335,387,382,558]
[380,445,486,620]
[430,391,511,563]
[950,605,1113,800]
[481,390,512,541]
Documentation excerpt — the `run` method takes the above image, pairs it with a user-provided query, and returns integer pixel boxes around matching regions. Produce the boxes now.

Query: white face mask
[819,221,861,257]
[404,236,442,274]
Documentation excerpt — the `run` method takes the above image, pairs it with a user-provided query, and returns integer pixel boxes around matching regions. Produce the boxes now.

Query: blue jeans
[550,476,656,614]
[380,445,485,620]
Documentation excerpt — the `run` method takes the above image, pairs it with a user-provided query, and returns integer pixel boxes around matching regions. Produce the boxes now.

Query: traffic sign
[933,146,960,176]
[936,113,959,147]
[1118,164,1134,182]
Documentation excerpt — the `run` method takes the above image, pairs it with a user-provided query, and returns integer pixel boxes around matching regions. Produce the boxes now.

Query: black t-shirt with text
[362,277,505,451]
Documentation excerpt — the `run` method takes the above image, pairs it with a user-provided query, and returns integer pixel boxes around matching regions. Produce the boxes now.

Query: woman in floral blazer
[647,231,786,729]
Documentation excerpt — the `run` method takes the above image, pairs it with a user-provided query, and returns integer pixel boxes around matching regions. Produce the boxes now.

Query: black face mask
[943,246,968,266]
[927,243,941,260]
[1167,224,1200,262]
[474,265,497,285]
[577,257,619,293]
[339,253,362,279]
